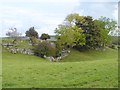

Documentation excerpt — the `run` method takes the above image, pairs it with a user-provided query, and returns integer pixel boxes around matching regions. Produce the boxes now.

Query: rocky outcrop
[43,50,71,62]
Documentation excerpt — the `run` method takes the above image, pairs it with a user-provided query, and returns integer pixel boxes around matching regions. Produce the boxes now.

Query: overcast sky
[0,0,119,37]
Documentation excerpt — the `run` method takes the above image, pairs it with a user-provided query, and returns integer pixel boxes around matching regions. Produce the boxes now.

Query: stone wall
[2,43,70,61]
[9,48,34,55]
[43,50,70,62]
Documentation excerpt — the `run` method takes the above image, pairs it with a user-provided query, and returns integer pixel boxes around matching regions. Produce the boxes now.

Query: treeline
[5,13,117,58]
[55,13,117,51]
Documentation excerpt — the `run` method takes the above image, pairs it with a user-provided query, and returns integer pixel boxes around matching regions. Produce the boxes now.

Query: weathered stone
[45,57,51,61]
[56,56,62,61]
[51,56,55,62]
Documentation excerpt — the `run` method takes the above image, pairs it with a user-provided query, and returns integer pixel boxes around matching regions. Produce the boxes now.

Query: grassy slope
[2,48,118,88]
[2,38,32,49]
[62,48,118,62]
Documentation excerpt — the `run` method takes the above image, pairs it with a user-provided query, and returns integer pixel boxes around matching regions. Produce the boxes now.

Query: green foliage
[75,16,100,48]
[55,14,86,49]
[109,44,116,49]
[55,13,117,50]
[33,41,56,57]
[99,16,117,31]
[65,13,83,23]
[94,20,112,47]
[40,33,50,40]
[25,27,39,38]
[95,16,117,46]
[117,45,120,48]
[30,36,39,46]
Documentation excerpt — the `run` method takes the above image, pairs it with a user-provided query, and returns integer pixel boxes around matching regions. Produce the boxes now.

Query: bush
[109,44,116,49]
[33,41,56,57]
[117,45,120,48]
[30,36,39,46]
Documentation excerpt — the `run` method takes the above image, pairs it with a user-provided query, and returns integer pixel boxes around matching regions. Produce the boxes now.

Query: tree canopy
[25,27,39,38]
[55,13,117,50]
[55,14,85,50]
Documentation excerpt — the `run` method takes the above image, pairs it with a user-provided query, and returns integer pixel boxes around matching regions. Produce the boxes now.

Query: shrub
[30,36,39,46]
[33,41,56,57]
[109,44,116,49]
[117,45,120,48]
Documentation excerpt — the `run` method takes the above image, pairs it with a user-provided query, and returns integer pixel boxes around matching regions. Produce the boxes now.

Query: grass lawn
[2,48,118,88]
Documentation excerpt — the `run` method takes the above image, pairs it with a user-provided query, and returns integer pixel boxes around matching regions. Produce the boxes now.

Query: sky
[0,0,119,37]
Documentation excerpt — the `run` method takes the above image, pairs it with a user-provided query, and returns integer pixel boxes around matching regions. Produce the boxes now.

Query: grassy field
[2,38,32,49]
[2,47,118,88]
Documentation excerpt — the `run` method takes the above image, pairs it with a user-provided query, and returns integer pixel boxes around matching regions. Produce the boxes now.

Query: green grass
[2,48,118,88]
[2,38,32,49]
[62,48,118,62]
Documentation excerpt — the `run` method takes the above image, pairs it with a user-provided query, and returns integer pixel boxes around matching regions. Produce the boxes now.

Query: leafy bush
[33,41,56,57]
[109,44,116,49]
[30,36,39,46]
[117,45,120,48]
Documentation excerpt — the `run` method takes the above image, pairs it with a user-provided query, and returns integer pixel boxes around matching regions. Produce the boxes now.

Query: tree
[74,16,102,49]
[25,27,39,46]
[93,17,117,47]
[55,14,86,50]
[99,16,117,31]
[25,27,39,38]
[55,13,116,50]
[40,33,50,40]
[94,20,111,47]
[6,28,21,37]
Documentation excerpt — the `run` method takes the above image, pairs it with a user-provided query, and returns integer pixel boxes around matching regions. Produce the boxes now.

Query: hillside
[2,48,118,88]
[62,48,118,62]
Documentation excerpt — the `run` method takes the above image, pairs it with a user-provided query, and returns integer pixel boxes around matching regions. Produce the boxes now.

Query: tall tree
[55,13,86,49]
[25,27,39,46]
[94,17,117,46]
[99,16,117,31]
[55,13,116,50]
[25,27,39,38]
[75,16,102,49]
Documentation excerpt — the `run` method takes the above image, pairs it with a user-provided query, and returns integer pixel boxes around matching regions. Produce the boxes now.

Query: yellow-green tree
[55,13,86,49]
